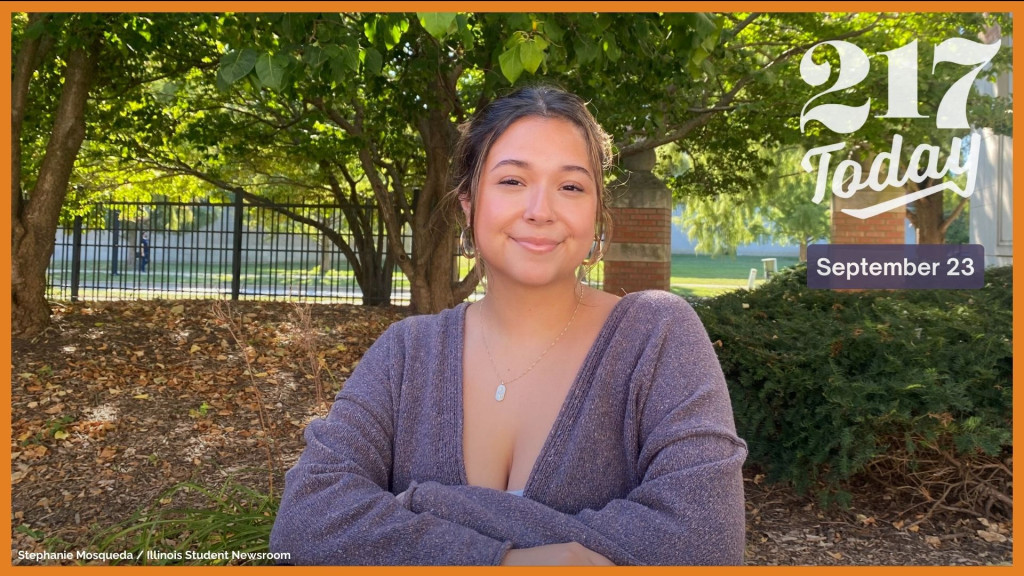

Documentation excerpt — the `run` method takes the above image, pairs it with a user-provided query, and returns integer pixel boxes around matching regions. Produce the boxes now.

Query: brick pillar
[831,181,907,245]
[603,150,673,295]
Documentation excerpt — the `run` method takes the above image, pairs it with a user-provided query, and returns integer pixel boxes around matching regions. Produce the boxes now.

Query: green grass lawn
[670,253,800,299]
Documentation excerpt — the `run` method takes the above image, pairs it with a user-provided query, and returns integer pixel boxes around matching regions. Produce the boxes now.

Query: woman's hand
[500,542,615,566]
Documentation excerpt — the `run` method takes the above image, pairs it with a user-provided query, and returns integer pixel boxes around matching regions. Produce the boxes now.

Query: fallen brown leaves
[10,300,1013,566]
[743,476,1013,565]
[12,300,407,564]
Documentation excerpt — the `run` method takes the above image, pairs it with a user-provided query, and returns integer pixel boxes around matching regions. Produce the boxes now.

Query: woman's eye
[499,178,522,186]
[562,184,585,192]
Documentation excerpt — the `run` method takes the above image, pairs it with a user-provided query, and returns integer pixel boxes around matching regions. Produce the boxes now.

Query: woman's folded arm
[270,326,513,566]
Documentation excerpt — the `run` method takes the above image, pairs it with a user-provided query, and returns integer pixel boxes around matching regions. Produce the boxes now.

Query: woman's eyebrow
[489,158,592,178]
[489,158,529,172]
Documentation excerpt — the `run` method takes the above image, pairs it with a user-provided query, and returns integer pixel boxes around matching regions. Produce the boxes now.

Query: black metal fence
[46,197,603,305]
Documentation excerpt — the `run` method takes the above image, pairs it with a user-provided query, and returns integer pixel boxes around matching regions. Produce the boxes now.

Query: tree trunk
[799,240,808,263]
[909,179,946,245]
[318,69,473,313]
[12,35,99,337]
[11,15,50,243]
[406,86,478,314]
[356,204,394,306]
[412,107,453,313]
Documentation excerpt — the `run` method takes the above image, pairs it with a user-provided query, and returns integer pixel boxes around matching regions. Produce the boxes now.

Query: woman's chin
[488,267,578,289]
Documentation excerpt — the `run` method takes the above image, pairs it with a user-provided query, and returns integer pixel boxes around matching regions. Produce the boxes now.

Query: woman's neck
[474,277,582,340]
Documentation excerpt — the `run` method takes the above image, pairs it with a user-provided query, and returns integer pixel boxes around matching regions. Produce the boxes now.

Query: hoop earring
[459,227,477,259]
[576,262,591,286]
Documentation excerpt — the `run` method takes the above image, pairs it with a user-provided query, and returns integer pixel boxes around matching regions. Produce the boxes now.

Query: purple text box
[807,244,984,289]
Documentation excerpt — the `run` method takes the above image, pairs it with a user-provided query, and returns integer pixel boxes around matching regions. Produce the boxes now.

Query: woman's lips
[512,236,560,253]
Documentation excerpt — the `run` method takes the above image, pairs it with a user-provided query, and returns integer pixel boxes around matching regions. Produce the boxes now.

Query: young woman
[270,86,747,566]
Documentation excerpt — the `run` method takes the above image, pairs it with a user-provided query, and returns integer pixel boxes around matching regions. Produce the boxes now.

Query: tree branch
[939,197,969,237]
[148,155,364,275]
[721,12,761,40]
[617,15,882,158]
[308,96,359,135]
[11,13,52,221]
[333,160,372,233]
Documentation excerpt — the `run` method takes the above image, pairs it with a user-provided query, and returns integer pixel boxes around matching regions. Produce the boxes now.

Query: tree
[16,11,923,324]
[12,12,220,336]
[125,74,406,306]
[186,12,887,312]
[13,14,102,337]
[660,12,1011,247]
[112,14,427,307]
[133,12,730,312]
[761,154,832,262]
[667,146,830,260]
[791,12,1012,244]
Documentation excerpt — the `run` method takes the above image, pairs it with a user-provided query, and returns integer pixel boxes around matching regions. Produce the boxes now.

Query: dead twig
[211,302,281,496]
[864,437,1012,525]
[289,303,338,411]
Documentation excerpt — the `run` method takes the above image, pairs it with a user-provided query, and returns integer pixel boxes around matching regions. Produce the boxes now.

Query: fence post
[231,192,243,300]
[110,209,121,276]
[71,216,83,302]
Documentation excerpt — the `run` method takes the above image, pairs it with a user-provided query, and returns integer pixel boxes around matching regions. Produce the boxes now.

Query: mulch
[10,300,1013,565]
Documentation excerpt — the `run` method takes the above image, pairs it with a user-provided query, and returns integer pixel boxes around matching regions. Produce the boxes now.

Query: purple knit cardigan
[270,290,747,565]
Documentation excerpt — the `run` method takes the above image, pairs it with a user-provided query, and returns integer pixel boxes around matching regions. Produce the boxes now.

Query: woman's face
[463,116,598,290]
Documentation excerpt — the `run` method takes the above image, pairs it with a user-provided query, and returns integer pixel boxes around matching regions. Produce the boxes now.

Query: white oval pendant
[495,384,506,402]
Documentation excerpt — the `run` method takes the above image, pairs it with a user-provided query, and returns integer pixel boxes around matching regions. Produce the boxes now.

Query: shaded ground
[10,300,1012,565]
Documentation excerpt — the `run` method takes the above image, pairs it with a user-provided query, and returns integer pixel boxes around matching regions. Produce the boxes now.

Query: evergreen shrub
[693,264,1012,513]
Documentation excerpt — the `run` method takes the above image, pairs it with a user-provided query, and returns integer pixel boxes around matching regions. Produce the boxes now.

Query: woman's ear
[460,197,472,225]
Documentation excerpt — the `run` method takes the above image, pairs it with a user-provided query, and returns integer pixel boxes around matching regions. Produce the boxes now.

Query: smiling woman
[269,86,748,566]
[466,115,599,291]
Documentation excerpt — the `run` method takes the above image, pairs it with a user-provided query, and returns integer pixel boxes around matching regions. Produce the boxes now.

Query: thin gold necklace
[479,295,582,402]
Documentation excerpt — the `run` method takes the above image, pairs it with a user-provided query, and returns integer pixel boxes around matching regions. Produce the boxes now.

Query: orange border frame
[1,2,1019,575]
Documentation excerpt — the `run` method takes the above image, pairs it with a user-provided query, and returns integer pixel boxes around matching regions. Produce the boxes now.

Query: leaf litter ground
[10,300,1012,565]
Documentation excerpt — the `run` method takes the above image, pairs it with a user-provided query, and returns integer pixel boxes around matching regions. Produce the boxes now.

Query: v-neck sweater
[270,290,747,565]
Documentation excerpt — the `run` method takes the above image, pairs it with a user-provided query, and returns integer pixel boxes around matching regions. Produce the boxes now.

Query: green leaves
[498,48,522,84]
[574,38,600,65]
[677,13,722,80]
[418,12,457,40]
[151,80,179,105]
[302,45,329,69]
[324,43,360,80]
[254,53,291,92]
[498,33,549,84]
[361,47,383,77]
[218,49,257,85]
[602,35,621,62]
[519,38,546,73]
[364,14,408,50]
[217,15,395,93]
[384,18,408,50]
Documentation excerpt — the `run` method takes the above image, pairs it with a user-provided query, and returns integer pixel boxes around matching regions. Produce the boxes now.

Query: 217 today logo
[798,38,1001,219]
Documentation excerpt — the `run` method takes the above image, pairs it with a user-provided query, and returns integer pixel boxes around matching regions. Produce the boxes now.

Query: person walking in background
[138,232,150,273]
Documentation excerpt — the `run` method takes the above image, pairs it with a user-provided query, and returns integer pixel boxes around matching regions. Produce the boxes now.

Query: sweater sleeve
[404,295,748,565]
[269,323,513,566]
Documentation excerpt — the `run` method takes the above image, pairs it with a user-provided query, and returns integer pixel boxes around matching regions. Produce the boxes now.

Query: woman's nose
[522,187,554,223]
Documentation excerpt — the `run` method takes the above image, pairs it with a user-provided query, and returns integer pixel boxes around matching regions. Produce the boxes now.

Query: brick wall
[832,209,906,245]
[830,171,908,245]
[603,259,671,295]
[610,207,672,245]
[603,205,672,295]
[602,156,673,295]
